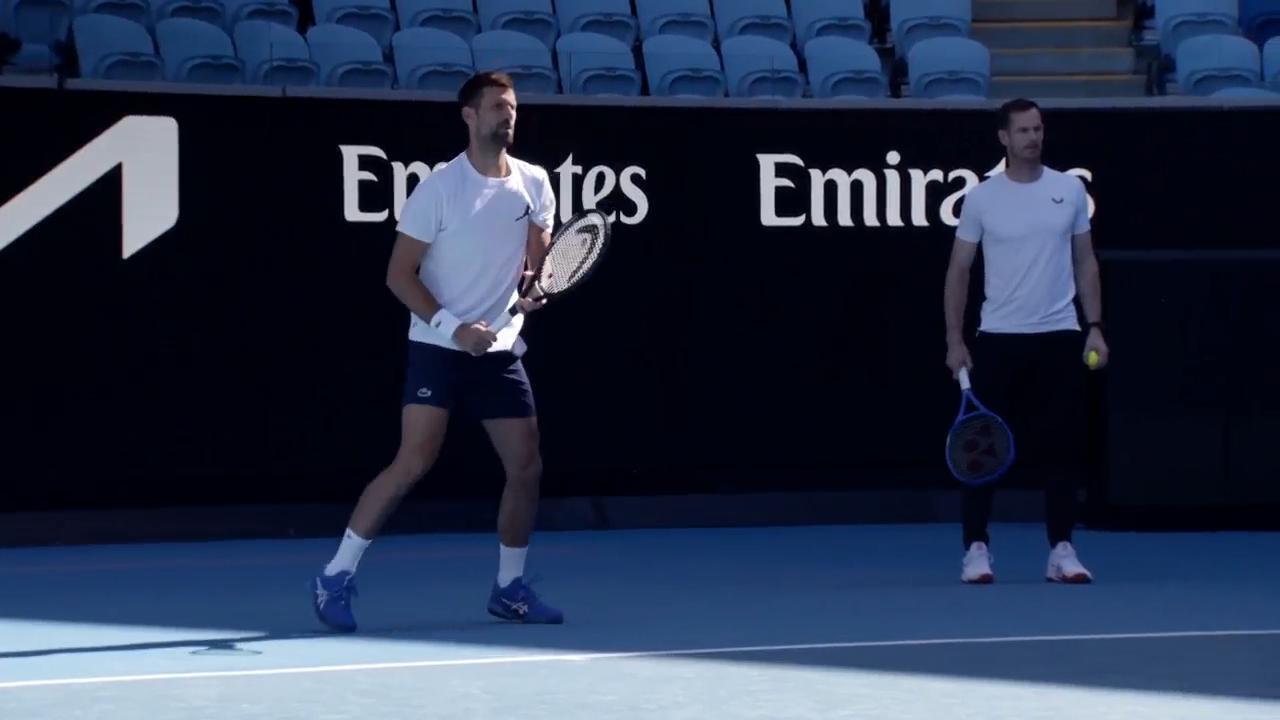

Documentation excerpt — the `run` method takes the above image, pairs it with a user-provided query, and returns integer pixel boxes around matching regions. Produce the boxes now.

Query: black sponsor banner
[2,87,1278,513]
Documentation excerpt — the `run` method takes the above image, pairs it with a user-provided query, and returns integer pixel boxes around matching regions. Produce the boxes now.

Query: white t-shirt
[955,166,1091,334]
[396,151,555,352]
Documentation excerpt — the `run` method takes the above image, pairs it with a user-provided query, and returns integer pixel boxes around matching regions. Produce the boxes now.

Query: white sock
[324,528,371,576]
[497,544,527,588]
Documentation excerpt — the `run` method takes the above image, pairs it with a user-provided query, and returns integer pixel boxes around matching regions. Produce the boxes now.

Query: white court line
[2,628,1278,690]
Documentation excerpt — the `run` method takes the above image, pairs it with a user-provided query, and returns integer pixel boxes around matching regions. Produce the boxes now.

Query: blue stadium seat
[74,0,149,27]
[392,26,474,91]
[152,0,225,27]
[556,0,637,46]
[7,0,72,45]
[306,22,395,87]
[1156,0,1238,58]
[234,19,319,85]
[312,0,397,52]
[889,0,972,59]
[641,33,724,97]
[221,0,296,31]
[9,42,56,72]
[155,17,244,82]
[1175,32,1261,94]
[555,30,640,95]
[470,28,557,92]
[804,36,886,98]
[1266,37,1280,88]
[1208,84,1279,96]
[792,0,872,45]
[477,0,556,49]
[712,0,792,44]
[394,0,478,40]
[1240,0,1280,44]
[908,35,990,99]
[635,0,713,43]
[72,14,162,79]
[720,34,804,98]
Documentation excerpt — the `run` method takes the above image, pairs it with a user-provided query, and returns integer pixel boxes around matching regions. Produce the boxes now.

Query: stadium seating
[471,28,558,93]
[72,13,163,80]
[792,0,872,46]
[234,19,319,85]
[151,0,225,27]
[394,0,479,40]
[556,0,637,46]
[635,0,714,43]
[720,34,804,98]
[712,0,793,45]
[555,30,640,95]
[1175,32,1262,94]
[8,0,73,45]
[306,22,394,87]
[392,26,473,91]
[1156,0,1239,58]
[641,33,724,97]
[74,0,149,26]
[804,35,887,98]
[908,35,990,99]
[312,0,397,52]
[1241,0,1280,44]
[155,17,243,83]
[1266,37,1280,88]
[889,0,972,59]
[222,0,298,32]
[477,0,557,49]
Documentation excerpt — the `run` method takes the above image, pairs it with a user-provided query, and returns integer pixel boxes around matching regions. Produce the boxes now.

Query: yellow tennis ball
[1086,350,1100,369]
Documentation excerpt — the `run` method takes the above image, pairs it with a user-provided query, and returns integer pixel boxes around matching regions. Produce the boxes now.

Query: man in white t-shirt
[312,72,563,631]
[943,98,1110,585]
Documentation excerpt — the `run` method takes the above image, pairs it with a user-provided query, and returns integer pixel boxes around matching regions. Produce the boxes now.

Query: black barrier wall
[2,87,1278,517]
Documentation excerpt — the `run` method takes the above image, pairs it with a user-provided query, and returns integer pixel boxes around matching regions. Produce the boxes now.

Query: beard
[489,125,514,148]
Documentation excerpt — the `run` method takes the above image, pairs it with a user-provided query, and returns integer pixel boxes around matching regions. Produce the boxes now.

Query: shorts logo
[417,388,432,398]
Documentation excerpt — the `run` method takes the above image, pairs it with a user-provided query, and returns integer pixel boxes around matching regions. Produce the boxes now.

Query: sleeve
[955,188,982,243]
[396,176,442,243]
[1072,176,1091,235]
[531,168,556,231]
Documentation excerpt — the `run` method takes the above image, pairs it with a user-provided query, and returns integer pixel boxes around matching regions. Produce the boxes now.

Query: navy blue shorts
[401,341,535,419]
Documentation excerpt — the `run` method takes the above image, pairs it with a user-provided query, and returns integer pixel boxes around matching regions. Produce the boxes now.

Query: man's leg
[961,331,1024,549]
[1033,331,1093,582]
[470,353,562,623]
[313,343,458,632]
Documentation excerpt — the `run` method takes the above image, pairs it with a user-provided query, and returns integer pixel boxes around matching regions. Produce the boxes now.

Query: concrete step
[972,19,1133,49]
[991,47,1137,76]
[975,0,1119,22]
[990,74,1150,98]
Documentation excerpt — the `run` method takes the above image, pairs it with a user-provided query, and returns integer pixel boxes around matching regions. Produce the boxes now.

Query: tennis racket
[945,367,1015,486]
[487,209,612,334]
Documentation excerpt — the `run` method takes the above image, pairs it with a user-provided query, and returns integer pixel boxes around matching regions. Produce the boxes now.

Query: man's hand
[454,323,497,356]
[515,271,548,314]
[1083,328,1109,370]
[946,337,973,378]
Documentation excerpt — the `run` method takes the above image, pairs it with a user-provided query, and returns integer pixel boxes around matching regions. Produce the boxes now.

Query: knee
[507,445,542,486]
[386,446,436,490]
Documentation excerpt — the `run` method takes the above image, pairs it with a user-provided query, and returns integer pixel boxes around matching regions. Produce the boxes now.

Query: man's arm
[385,232,442,322]
[1072,231,1102,325]
[944,239,979,345]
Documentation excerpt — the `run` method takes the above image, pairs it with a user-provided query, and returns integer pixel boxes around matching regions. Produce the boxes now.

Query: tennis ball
[1086,350,1100,369]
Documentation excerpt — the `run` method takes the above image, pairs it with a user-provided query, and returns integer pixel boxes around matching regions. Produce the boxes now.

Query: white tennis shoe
[961,542,994,583]
[1046,541,1093,583]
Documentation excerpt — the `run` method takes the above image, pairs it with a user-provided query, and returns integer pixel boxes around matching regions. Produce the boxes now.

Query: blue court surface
[2,523,1277,719]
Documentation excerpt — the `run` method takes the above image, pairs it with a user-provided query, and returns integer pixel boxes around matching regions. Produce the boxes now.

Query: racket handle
[957,367,971,391]
[487,306,518,335]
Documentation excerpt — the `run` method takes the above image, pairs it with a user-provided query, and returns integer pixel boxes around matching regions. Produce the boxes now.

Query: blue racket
[945,367,1015,485]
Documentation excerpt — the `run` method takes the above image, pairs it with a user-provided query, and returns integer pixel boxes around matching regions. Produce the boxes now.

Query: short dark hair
[458,71,515,108]
[998,98,1041,129]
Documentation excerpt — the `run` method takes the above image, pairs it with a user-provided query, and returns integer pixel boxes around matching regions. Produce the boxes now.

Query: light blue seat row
[1175,32,1262,94]
[908,35,990,99]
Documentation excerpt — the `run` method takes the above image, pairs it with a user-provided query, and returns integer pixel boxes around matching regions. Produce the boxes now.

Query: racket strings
[538,217,607,294]
[948,413,1013,479]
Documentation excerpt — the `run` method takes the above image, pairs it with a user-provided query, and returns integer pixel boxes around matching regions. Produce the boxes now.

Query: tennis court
[3,522,1277,719]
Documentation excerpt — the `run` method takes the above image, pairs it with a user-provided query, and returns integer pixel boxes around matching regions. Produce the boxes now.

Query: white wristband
[428,308,462,339]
